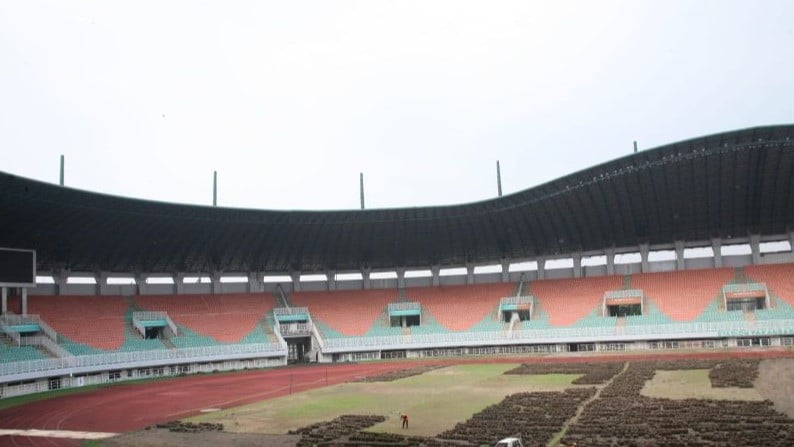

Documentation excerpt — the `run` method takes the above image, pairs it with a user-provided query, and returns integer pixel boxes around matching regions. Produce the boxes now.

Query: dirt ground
[755,357,794,418]
[102,429,300,447]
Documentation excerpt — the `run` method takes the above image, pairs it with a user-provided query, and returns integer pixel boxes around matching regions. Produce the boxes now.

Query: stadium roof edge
[2,124,793,273]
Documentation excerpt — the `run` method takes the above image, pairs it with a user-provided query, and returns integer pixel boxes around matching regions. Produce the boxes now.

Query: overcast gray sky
[1,0,792,211]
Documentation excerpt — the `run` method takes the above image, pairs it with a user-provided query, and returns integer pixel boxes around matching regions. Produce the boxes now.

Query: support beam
[362,268,371,290]
[291,272,301,293]
[501,260,510,282]
[59,155,65,186]
[750,234,761,265]
[55,270,68,296]
[359,173,365,210]
[326,271,336,291]
[675,241,685,270]
[711,238,723,268]
[431,266,440,287]
[212,171,218,207]
[605,248,616,276]
[175,273,185,294]
[211,271,222,294]
[1,287,7,314]
[247,272,263,293]
[96,272,108,296]
[135,273,147,295]
[21,288,27,316]
[572,253,583,278]
[536,257,546,280]
[396,268,406,289]
[466,263,475,284]
[639,243,650,273]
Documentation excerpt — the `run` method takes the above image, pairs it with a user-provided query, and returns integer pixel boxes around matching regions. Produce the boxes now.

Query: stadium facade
[0,125,793,397]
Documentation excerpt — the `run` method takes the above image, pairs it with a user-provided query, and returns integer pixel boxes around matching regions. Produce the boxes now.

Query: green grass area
[189,364,583,437]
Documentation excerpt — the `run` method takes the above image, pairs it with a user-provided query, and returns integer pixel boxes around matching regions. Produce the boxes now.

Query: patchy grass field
[188,363,583,437]
[641,369,764,401]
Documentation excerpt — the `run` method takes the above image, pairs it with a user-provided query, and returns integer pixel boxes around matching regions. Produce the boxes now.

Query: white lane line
[0,429,117,439]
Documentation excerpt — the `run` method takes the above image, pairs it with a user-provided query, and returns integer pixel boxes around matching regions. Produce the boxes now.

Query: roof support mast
[496,160,503,197]
[213,171,217,207]
[59,155,65,186]
[360,172,365,210]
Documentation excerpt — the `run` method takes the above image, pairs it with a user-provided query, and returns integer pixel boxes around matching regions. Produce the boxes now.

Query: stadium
[0,125,793,446]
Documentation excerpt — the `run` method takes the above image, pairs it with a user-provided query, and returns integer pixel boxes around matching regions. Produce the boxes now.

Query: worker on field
[400,412,409,429]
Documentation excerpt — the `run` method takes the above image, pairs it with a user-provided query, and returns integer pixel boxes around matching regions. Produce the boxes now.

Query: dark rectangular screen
[0,248,35,286]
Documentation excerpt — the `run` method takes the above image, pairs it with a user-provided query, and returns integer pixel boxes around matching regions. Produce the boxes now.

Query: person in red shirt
[400,413,408,429]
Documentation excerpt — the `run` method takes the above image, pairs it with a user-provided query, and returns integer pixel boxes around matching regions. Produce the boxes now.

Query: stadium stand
[134,294,276,343]
[408,283,513,331]
[531,276,622,326]
[27,295,128,351]
[630,268,735,321]
[291,289,395,337]
[745,263,794,306]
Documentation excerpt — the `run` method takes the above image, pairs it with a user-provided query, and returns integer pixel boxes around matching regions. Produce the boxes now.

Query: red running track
[1,349,792,446]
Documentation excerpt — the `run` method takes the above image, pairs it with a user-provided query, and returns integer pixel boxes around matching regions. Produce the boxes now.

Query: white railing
[273,307,309,317]
[387,302,420,313]
[500,295,534,306]
[604,289,644,300]
[0,314,58,341]
[320,318,794,350]
[280,322,314,335]
[0,342,286,379]
[19,335,73,358]
[723,283,767,293]
[132,311,178,336]
[0,321,21,345]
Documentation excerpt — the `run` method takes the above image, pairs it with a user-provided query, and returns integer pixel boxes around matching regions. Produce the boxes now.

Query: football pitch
[188,363,583,437]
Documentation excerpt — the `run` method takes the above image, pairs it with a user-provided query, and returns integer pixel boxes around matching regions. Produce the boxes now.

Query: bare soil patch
[756,358,794,418]
[103,429,300,447]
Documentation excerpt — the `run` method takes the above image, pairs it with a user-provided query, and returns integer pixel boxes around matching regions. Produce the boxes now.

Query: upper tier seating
[531,276,622,327]
[408,283,514,331]
[134,294,276,343]
[745,263,794,306]
[631,268,734,321]
[291,289,395,336]
[27,295,128,350]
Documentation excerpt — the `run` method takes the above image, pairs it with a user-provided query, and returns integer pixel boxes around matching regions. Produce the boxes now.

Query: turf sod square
[187,363,583,437]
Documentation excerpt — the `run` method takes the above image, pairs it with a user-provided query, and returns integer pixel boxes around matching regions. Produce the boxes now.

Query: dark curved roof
[2,125,793,274]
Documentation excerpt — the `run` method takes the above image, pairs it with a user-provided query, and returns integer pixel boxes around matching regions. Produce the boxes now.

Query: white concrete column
[362,268,371,290]
[291,272,301,293]
[211,271,222,294]
[96,272,107,295]
[396,268,406,289]
[675,241,685,270]
[500,260,510,282]
[175,273,185,294]
[789,232,794,257]
[536,257,546,280]
[750,234,761,265]
[326,271,336,291]
[1,287,7,314]
[55,269,68,296]
[605,248,615,276]
[466,263,474,284]
[639,243,650,273]
[135,273,147,296]
[431,266,440,287]
[572,253,583,278]
[21,288,28,316]
[247,272,263,293]
[711,238,723,268]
